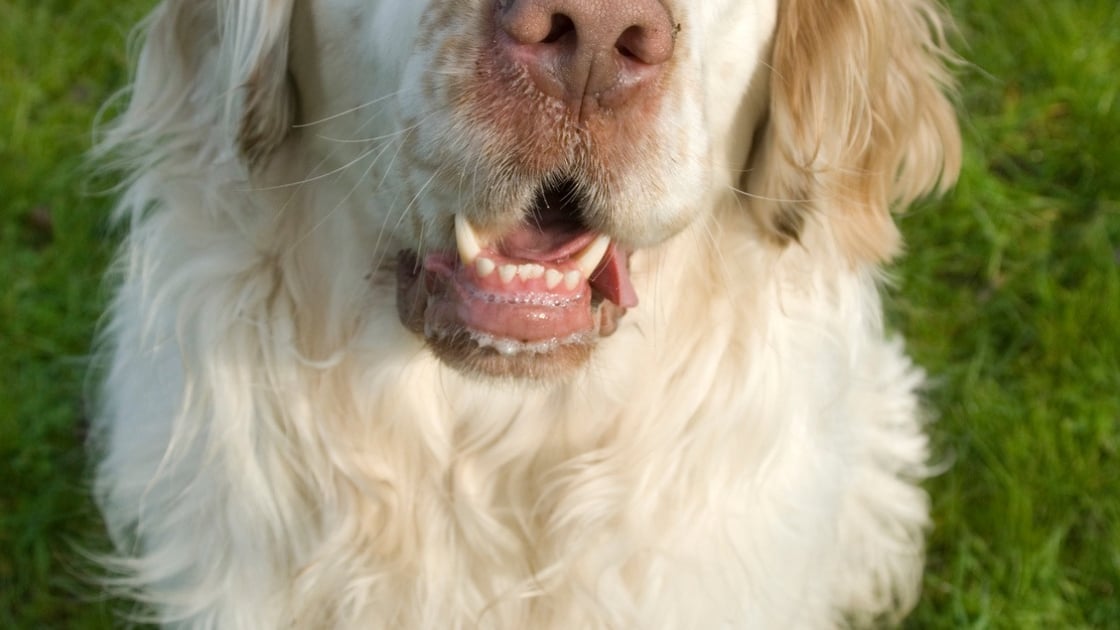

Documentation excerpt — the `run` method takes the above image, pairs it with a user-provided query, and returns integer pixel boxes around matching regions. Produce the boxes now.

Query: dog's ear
[746,0,961,263]
[105,0,296,171]
[223,0,298,166]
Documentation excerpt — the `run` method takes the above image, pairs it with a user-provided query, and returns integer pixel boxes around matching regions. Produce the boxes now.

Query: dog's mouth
[396,179,637,378]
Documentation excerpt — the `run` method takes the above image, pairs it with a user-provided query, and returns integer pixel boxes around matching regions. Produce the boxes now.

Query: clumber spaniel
[94,0,960,627]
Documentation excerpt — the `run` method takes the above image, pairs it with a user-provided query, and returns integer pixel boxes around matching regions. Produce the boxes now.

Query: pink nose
[497,0,676,110]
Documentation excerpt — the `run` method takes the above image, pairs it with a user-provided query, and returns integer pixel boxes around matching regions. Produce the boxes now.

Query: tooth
[454,214,482,265]
[517,264,533,281]
[563,270,581,290]
[499,264,517,283]
[476,257,496,277]
[574,234,611,279]
[545,269,564,289]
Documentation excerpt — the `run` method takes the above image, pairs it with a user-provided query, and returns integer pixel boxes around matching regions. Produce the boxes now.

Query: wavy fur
[94,0,959,627]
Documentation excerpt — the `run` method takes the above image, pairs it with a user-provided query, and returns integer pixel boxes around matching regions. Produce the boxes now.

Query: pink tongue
[589,244,638,308]
[499,221,594,262]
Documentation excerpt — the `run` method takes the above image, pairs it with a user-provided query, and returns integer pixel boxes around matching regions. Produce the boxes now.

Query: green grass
[897,1,1120,627]
[1,0,1117,627]
[1,1,152,626]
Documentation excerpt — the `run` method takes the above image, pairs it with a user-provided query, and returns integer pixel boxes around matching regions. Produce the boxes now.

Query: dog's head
[117,0,959,379]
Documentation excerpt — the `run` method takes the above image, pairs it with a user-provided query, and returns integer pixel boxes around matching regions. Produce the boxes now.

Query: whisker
[250,114,437,191]
[369,124,433,271]
[291,88,413,129]
[283,135,388,256]
[727,185,814,205]
[259,146,384,191]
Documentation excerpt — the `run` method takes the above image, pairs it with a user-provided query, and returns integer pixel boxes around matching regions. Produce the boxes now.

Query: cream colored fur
[94,0,960,627]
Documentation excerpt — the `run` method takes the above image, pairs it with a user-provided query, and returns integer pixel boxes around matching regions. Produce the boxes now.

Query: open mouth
[396,179,637,376]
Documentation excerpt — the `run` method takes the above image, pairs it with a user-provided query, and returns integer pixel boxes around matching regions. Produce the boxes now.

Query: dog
[93,0,960,627]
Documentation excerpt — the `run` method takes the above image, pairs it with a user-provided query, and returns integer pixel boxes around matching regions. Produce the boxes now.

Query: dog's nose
[497,0,675,110]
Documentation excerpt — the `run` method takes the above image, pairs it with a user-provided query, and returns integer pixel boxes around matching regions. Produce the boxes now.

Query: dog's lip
[395,214,636,357]
[423,251,597,344]
[420,236,633,344]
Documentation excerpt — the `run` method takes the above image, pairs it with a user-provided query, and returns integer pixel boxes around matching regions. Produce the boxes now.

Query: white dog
[94,0,960,627]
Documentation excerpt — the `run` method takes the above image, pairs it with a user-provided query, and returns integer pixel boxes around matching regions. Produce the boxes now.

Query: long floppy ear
[746,0,961,263]
[222,0,298,166]
[102,0,296,171]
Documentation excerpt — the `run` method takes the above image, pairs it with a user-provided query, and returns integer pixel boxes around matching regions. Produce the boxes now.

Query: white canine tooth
[517,264,533,281]
[499,264,517,283]
[563,270,581,291]
[575,234,611,279]
[528,264,544,279]
[454,214,483,265]
[545,268,564,289]
[475,256,496,277]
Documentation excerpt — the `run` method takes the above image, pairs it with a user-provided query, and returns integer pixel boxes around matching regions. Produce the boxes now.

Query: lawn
[1,0,1117,627]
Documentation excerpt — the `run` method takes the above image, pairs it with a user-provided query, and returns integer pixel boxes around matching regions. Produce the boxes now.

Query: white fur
[95,0,958,627]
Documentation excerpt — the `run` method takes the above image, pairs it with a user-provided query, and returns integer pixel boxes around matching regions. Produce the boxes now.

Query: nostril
[615,26,643,60]
[542,14,575,44]
[616,24,673,65]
